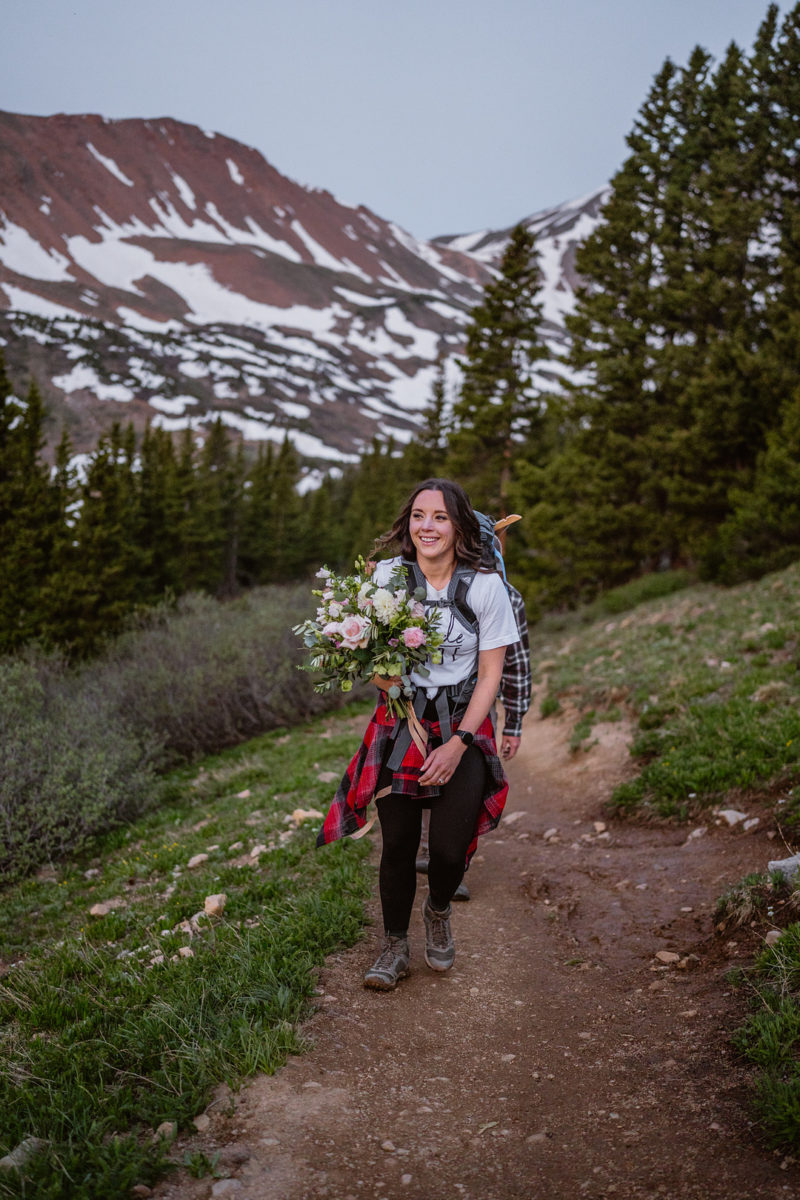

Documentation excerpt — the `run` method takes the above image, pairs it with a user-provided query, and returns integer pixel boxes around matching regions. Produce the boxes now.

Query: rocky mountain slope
[0,111,606,470]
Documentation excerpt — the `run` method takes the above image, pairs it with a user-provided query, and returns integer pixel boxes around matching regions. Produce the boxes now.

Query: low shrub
[533,568,694,636]
[593,568,694,615]
[539,694,561,718]
[0,583,342,880]
[0,656,157,881]
[86,585,332,765]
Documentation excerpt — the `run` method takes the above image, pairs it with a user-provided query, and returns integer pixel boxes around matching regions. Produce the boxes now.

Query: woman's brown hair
[373,478,484,569]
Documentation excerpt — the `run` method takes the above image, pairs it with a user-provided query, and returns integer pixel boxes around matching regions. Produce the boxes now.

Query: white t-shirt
[373,556,517,694]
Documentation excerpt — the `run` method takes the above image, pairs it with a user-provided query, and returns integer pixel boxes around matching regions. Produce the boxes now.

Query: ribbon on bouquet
[397,696,428,758]
[349,692,430,840]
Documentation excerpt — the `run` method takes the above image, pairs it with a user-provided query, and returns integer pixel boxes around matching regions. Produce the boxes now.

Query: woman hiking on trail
[316,478,518,990]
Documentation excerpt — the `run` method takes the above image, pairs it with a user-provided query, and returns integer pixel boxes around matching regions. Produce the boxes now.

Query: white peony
[372,588,401,624]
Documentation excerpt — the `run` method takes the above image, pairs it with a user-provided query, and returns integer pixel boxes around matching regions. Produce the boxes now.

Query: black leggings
[375,745,486,936]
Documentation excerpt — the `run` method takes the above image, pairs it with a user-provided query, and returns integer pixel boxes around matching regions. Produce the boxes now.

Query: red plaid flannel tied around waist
[316,701,509,865]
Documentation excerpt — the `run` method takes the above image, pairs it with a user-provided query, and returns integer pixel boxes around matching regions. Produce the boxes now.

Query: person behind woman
[316,478,518,989]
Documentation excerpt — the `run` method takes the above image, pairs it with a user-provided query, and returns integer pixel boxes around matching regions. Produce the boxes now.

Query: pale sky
[2,0,788,239]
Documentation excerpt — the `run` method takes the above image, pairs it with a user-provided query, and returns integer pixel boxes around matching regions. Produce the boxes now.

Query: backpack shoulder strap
[448,564,478,634]
[402,559,426,597]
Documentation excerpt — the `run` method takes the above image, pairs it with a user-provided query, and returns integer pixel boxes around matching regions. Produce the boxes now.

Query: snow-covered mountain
[0,110,606,469]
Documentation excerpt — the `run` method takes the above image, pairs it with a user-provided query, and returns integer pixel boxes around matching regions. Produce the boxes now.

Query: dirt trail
[153,711,798,1200]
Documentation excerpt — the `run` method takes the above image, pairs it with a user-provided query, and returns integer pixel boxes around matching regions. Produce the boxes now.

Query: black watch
[454,729,474,747]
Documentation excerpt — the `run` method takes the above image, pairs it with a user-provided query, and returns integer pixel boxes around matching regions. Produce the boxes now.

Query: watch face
[458,729,474,745]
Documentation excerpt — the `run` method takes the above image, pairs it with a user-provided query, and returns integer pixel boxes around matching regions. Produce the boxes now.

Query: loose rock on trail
[154,709,798,1200]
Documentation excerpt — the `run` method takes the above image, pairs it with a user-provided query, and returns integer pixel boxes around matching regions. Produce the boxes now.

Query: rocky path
[153,711,798,1200]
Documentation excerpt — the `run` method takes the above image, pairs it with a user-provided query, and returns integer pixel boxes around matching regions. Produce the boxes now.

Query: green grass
[531,561,800,820]
[732,922,800,1150]
[569,710,597,753]
[0,702,373,1199]
[534,568,695,634]
[539,694,561,719]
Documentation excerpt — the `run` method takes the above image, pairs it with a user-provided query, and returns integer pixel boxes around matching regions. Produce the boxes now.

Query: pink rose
[402,626,426,649]
[339,614,371,649]
[322,621,341,640]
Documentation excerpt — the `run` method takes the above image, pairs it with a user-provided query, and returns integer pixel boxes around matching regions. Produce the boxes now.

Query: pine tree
[190,419,242,595]
[172,427,208,593]
[663,40,777,552]
[0,367,63,651]
[529,58,701,602]
[239,435,311,583]
[267,436,311,580]
[530,27,784,605]
[37,429,82,647]
[239,442,277,585]
[749,4,800,476]
[136,423,183,600]
[706,5,800,582]
[60,421,146,653]
[710,392,800,582]
[447,223,549,517]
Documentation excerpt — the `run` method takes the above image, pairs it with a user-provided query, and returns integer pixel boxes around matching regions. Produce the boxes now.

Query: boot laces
[427,909,451,949]
[375,937,405,969]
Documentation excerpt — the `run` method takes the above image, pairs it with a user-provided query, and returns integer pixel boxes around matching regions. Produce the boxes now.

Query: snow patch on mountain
[0,223,73,282]
[169,172,197,210]
[86,142,134,186]
[226,158,245,186]
[53,362,135,402]
[2,286,82,321]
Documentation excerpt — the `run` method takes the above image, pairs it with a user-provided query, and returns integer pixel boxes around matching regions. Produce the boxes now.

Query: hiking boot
[415,854,429,874]
[422,896,455,971]
[452,880,471,901]
[363,936,410,991]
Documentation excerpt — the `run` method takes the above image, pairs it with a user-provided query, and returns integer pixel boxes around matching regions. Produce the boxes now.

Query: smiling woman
[408,489,457,583]
[315,477,518,990]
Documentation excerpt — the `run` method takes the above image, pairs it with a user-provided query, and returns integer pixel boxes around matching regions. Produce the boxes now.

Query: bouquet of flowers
[293,557,443,717]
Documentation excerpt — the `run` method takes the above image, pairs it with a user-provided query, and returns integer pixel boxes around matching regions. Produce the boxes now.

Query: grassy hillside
[0,704,373,1199]
[534,564,800,824]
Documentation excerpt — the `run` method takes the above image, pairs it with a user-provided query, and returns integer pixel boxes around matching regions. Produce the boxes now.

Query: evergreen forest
[2,1,800,656]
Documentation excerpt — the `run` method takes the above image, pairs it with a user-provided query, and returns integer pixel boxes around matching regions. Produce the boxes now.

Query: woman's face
[409,489,456,568]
